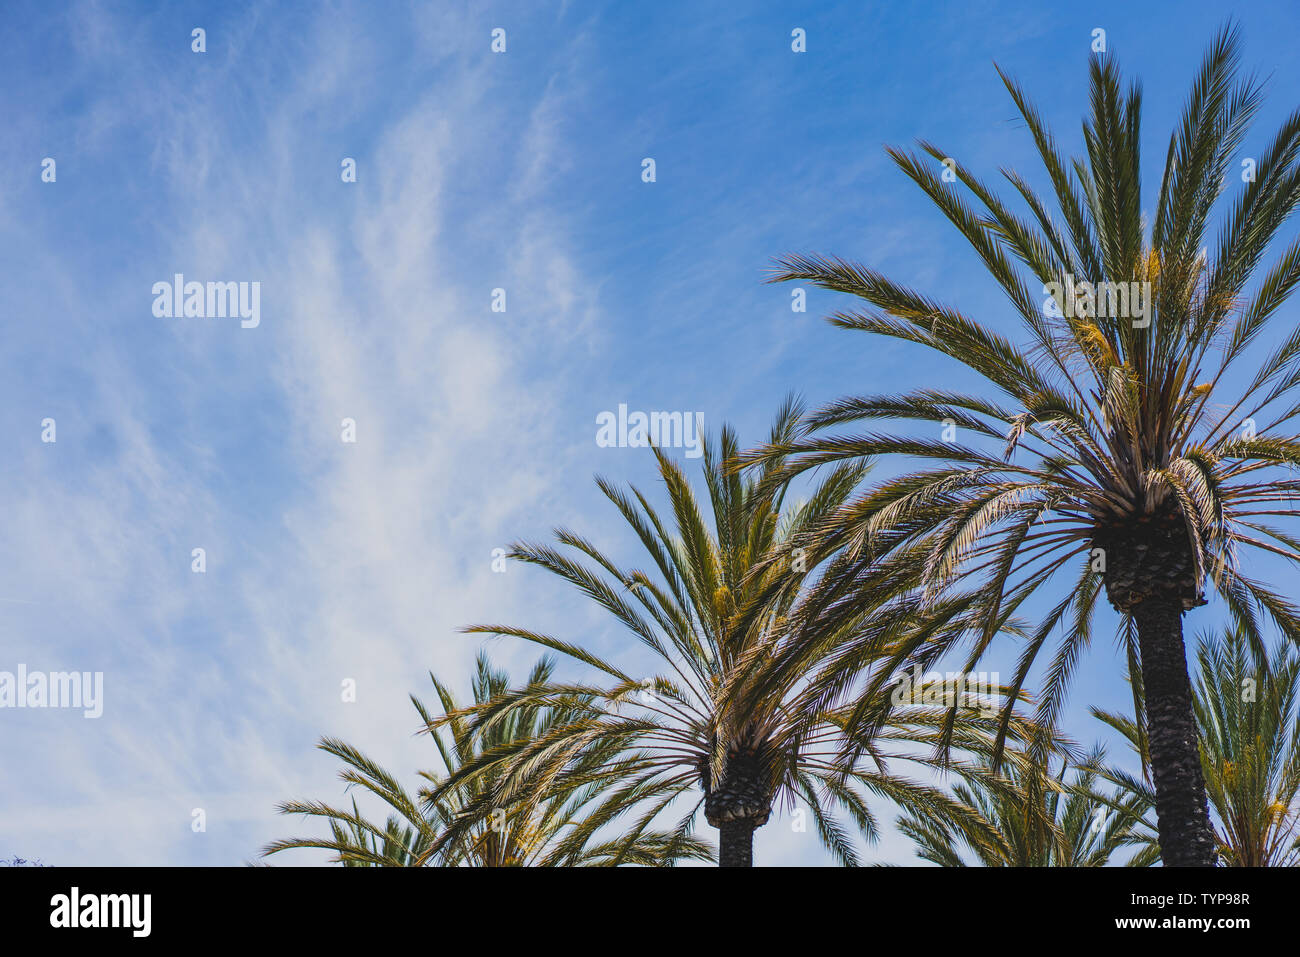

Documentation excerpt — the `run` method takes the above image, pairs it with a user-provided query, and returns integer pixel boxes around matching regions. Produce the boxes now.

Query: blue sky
[4,0,1300,866]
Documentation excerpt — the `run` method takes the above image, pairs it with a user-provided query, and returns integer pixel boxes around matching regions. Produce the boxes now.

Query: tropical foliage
[749,23,1300,866]
[422,404,1050,866]
[1096,626,1300,866]
[265,653,712,866]
[271,25,1300,867]
[898,745,1154,866]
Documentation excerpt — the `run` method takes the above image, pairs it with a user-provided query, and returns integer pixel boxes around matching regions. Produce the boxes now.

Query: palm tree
[758,24,1300,865]
[428,401,1046,866]
[898,746,1153,867]
[1095,626,1300,866]
[264,653,712,866]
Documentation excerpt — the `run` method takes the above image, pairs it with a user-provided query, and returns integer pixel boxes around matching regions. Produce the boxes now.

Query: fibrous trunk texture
[1132,598,1217,866]
[717,819,756,868]
[703,743,772,868]
[1094,506,1214,865]
[1093,505,1205,613]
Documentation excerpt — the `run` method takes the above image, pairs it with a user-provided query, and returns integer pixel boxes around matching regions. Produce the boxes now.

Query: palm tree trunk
[717,820,755,867]
[1133,599,1217,866]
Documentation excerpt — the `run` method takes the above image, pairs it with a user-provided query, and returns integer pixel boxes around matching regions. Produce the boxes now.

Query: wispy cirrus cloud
[0,0,605,865]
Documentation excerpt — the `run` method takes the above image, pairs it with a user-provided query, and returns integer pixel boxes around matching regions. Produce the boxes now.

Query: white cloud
[0,1,601,865]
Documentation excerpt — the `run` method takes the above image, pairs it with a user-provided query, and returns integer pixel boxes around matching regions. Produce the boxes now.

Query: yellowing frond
[1075,321,1119,369]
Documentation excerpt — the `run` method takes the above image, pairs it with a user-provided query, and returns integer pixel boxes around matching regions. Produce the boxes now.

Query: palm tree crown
[761,23,1300,866]
[433,402,1039,866]
[898,746,1152,867]
[264,653,711,866]
[1097,627,1300,866]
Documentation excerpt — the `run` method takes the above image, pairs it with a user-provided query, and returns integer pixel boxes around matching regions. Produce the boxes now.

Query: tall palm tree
[427,401,1046,866]
[264,653,712,866]
[1095,626,1300,866]
[758,24,1300,865]
[898,746,1153,867]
